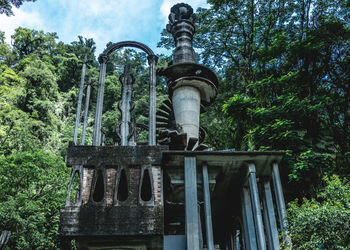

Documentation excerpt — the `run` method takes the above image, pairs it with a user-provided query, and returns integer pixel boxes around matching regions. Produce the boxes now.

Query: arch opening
[140,168,153,202]
[93,170,105,202]
[69,170,81,203]
[117,169,129,202]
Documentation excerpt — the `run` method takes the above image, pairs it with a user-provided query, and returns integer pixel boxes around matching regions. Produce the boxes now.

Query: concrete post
[93,54,108,146]
[73,54,87,144]
[202,163,214,250]
[80,76,91,146]
[184,157,200,250]
[148,55,157,146]
[241,187,257,250]
[262,181,279,249]
[272,163,291,247]
[248,163,267,250]
[119,65,134,146]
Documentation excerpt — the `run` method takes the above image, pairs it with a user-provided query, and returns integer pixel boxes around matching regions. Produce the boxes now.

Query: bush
[287,175,350,249]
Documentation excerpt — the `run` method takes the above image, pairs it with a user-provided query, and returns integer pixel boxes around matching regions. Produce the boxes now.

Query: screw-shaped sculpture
[119,64,135,146]
[162,3,218,149]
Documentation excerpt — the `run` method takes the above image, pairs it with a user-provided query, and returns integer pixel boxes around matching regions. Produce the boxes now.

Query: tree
[11,27,58,60]
[287,175,350,249]
[0,0,37,16]
[0,151,69,249]
[0,64,41,154]
[0,31,15,65]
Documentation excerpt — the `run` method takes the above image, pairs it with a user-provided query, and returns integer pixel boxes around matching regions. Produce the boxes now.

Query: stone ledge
[66,145,168,166]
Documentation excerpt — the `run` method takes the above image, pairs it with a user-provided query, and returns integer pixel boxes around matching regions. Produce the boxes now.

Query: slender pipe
[148,55,157,146]
[119,65,134,146]
[272,163,292,247]
[73,54,87,144]
[248,163,267,250]
[80,75,92,145]
[185,157,200,250]
[202,163,214,250]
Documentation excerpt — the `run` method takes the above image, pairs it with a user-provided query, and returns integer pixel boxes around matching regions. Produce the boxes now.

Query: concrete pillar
[92,54,108,146]
[248,163,266,250]
[184,157,200,250]
[148,55,157,146]
[119,65,134,146]
[80,76,91,146]
[272,163,291,247]
[73,54,87,144]
[202,163,214,250]
[241,187,257,250]
[262,181,279,249]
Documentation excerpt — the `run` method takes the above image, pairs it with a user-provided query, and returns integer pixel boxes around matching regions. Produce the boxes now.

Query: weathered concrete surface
[60,206,163,236]
[172,85,201,141]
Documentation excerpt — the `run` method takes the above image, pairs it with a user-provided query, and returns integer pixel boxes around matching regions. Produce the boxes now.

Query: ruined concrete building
[59,3,289,250]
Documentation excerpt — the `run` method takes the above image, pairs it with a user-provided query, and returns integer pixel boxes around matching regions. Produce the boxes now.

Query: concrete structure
[59,3,289,249]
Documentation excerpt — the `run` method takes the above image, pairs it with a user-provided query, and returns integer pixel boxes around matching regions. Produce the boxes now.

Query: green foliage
[0,0,37,16]
[12,27,58,59]
[0,31,15,65]
[287,175,350,249]
[0,65,40,154]
[0,151,69,249]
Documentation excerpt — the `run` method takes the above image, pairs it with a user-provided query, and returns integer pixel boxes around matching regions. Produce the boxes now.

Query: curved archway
[92,41,158,146]
[102,40,155,57]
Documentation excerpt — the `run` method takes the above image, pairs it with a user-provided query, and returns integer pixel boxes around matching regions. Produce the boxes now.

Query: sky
[0,0,208,56]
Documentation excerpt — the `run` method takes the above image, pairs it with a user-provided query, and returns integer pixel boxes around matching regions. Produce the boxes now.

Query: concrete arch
[102,40,155,59]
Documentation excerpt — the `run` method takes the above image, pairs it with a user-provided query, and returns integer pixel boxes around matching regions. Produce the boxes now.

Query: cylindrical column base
[172,85,200,142]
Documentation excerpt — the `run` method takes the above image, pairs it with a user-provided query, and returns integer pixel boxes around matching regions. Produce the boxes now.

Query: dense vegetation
[0,0,349,249]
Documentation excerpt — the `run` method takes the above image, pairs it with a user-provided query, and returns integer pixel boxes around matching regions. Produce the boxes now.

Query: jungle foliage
[0,0,349,248]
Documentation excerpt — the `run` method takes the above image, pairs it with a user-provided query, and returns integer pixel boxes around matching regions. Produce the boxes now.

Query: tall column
[163,3,218,149]
[80,75,92,146]
[73,54,87,144]
[241,187,257,250]
[248,163,266,250]
[262,181,279,249]
[92,54,108,146]
[202,163,214,250]
[184,157,200,250]
[119,65,134,146]
[148,55,157,146]
[272,163,291,247]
